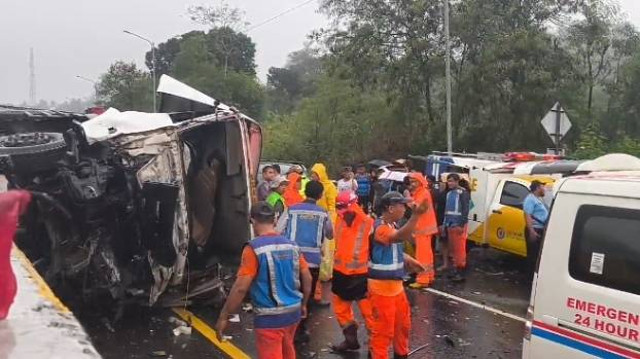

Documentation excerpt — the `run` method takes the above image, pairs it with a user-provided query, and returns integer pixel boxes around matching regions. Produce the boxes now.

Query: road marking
[12,246,70,314]
[172,308,251,359]
[422,287,527,323]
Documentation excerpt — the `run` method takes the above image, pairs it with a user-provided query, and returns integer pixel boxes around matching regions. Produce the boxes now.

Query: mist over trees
[87,0,640,167]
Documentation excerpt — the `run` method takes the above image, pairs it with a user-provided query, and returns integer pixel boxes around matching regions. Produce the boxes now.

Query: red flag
[0,190,31,320]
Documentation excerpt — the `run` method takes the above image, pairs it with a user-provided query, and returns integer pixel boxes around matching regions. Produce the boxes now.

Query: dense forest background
[49,0,640,171]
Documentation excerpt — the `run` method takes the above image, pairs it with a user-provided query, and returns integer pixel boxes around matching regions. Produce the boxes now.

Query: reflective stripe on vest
[249,236,302,329]
[445,189,462,216]
[368,220,405,280]
[285,205,327,267]
[334,218,370,274]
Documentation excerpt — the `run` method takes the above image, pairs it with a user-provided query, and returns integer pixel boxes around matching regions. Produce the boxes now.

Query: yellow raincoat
[310,163,337,219]
[311,163,338,282]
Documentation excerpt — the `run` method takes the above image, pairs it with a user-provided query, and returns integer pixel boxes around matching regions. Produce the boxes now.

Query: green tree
[96,61,153,112]
[187,1,254,77]
[573,122,608,159]
[170,35,264,117]
[266,47,324,114]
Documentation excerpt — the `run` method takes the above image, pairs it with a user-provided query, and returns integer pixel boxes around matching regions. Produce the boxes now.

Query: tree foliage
[96,61,153,112]
[94,0,640,169]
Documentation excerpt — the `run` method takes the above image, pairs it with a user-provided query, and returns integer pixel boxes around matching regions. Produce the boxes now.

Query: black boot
[295,319,310,343]
[393,353,408,359]
[331,323,360,352]
[451,267,466,282]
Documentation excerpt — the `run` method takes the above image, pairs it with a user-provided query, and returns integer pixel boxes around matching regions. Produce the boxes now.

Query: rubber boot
[393,353,408,359]
[451,267,466,282]
[331,323,360,352]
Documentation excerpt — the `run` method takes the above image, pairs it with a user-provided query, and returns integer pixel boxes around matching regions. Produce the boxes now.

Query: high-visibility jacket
[283,202,329,268]
[444,188,469,227]
[248,235,303,329]
[368,219,405,280]
[334,206,373,276]
[409,173,438,237]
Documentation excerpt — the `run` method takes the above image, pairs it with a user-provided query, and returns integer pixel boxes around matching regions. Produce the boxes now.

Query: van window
[569,205,640,295]
[499,182,529,208]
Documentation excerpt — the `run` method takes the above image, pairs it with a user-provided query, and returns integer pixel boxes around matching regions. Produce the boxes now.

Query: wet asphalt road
[71,246,531,359]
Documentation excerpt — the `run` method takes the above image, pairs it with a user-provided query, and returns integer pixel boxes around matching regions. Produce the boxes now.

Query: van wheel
[0,132,67,173]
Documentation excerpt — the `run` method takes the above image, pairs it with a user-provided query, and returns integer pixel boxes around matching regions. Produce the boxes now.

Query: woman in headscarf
[283,172,304,207]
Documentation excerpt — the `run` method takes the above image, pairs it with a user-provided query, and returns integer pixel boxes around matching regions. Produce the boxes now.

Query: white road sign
[541,102,572,143]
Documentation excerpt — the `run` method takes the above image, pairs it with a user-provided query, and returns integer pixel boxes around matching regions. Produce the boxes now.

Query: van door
[529,192,640,358]
[486,179,529,256]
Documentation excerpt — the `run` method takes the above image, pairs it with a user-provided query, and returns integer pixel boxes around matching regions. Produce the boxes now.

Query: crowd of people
[216,162,472,359]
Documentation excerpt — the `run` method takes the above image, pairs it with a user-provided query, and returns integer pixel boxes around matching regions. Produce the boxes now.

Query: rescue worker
[215,202,313,359]
[443,174,470,282]
[330,191,374,352]
[523,180,549,271]
[406,173,438,289]
[369,192,429,359]
[283,172,304,207]
[258,165,277,201]
[288,165,309,198]
[276,181,333,343]
[266,176,289,220]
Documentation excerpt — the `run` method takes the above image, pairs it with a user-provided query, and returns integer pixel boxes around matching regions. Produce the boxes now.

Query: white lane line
[422,287,527,323]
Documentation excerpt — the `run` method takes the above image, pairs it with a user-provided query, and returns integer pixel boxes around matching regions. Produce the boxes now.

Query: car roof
[558,172,640,199]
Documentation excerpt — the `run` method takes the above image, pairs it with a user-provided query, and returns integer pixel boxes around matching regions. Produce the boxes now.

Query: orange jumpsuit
[408,173,438,286]
[332,205,374,332]
[369,224,411,359]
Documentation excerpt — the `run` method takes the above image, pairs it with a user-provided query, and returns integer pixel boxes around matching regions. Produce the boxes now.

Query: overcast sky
[1,0,639,105]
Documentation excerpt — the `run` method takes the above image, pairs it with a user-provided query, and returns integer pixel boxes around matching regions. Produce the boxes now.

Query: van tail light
[524,305,534,340]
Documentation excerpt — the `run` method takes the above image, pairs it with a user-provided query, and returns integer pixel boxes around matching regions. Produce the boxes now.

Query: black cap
[530,180,545,192]
[380,191,411,209]
[251,201,275,220]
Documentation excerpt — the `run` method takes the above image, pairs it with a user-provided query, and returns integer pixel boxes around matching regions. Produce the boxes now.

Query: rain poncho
[310,163,338,282]
[283,173,304,207]
[310,163,338,220]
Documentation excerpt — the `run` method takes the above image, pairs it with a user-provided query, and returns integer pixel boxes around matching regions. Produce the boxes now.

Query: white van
[523,159,640,358]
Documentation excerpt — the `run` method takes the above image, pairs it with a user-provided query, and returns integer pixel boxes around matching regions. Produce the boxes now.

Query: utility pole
[29,48,36,106]
[444,0,453,155]
[123,30,156,112]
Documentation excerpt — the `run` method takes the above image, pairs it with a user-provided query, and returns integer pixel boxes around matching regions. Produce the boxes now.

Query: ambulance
[415,152,580,259]
[523,154,640,358]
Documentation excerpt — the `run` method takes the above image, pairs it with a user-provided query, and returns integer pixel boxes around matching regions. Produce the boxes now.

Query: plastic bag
[318,238,335,282]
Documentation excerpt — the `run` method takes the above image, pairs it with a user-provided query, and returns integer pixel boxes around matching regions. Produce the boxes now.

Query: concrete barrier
[2,248,100,358]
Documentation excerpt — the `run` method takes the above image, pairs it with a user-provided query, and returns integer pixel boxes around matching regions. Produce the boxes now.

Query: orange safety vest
[410,174,439,237]
[333,209,373,276]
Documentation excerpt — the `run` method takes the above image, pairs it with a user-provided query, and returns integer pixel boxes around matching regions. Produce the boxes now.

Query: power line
[247,0,317,32]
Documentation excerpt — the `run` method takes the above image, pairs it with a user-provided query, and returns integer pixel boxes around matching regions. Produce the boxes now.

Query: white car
[523,154,640,358]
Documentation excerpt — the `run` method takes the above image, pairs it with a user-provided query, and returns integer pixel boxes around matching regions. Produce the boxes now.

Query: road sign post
[541,102,572,155]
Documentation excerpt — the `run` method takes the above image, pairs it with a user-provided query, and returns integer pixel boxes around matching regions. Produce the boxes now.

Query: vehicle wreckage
[0,76,262,308]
